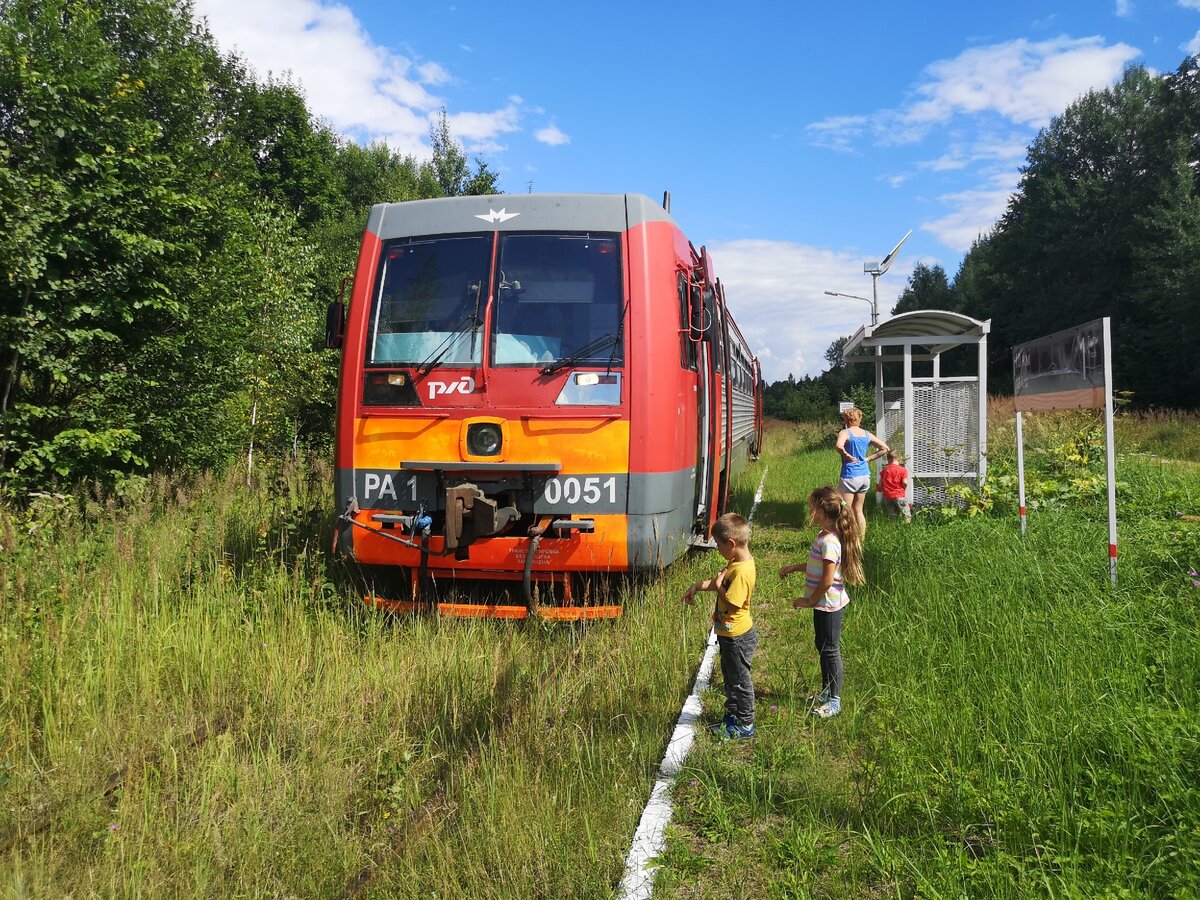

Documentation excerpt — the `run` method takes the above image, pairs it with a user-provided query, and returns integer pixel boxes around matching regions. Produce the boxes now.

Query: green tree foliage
[0,0,235,484]
[891,261,955,315]
[948,62,1200,405]
[429,108,499,197]
[763,335,873,424]
[210,63,342,227]
[0,0,501,496]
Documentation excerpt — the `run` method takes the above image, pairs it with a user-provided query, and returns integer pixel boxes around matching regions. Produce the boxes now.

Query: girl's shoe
[811,697,841,719]
[806,687,831,707]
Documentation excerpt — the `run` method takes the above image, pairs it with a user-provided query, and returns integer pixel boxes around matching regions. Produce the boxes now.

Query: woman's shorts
[839,475,871,494]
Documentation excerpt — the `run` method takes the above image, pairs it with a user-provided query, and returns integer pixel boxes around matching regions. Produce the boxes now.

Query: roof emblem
[475,208,520,224]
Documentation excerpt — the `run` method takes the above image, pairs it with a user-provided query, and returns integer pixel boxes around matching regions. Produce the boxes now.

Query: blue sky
[192,0,1200,382]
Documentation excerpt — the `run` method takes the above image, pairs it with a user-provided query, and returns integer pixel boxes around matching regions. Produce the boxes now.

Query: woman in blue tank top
[835,406,890,536]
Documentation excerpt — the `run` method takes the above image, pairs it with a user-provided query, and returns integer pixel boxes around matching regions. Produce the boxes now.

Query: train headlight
[466,422,503,457]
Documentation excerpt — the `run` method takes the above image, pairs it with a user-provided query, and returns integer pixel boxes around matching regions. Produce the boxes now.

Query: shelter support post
[978,333,988,483]
[903,344,914,508]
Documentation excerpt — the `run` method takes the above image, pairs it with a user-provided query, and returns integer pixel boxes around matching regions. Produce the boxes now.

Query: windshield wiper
[540,331,619,377]
[606,298,628,375]
[415,312,481,377]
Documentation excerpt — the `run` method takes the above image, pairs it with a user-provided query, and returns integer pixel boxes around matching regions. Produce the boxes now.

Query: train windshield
[367,235,490,366]
[491,232,624,368]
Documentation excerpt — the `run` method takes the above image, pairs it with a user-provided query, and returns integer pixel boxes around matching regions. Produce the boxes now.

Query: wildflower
[108,822,119,831]
[689,779,698,787]
[1193,580,1200,588]
[770,705,778,712]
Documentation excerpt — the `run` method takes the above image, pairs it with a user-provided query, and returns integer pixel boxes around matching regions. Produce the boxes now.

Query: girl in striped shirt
[779,486,865,719]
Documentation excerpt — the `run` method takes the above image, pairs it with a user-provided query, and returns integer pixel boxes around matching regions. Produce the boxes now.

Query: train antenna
[662,191,671,212]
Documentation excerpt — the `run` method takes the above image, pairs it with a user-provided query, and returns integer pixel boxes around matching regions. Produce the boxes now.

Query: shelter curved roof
[844,310,990,359]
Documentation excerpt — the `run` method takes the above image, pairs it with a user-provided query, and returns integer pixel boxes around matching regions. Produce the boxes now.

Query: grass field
[2,407,1198,897]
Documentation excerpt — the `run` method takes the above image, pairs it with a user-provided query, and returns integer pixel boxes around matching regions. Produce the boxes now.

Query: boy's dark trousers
[717,625,758,726]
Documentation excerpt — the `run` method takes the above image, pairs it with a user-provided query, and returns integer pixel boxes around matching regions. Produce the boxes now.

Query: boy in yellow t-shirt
[681,512,758,739]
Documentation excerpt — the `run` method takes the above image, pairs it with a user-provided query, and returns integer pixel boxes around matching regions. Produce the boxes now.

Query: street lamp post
[824,290,875,326]
[859,229,913,500]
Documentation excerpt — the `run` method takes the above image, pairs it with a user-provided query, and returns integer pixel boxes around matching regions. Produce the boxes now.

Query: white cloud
[1116,0,1134,17]
[804,115,869,153]
[918,134,1029,172]
[192,0,525,157]
[708,240,909,382]
[1186,30,1200,55]
[921,174,1019,252]
[901,37,1140,133]
[1180,0,1200,10]
[416,61,452,86]
[535,124,570,146]
[808,36,1140,150]
[446,105,522,153]
[807,36,1138,256]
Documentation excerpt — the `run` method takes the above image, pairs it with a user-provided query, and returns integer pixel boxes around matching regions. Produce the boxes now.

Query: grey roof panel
[365,193,675,240]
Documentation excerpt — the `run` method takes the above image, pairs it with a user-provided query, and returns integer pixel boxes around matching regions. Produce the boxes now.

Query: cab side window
[677,271,697,370]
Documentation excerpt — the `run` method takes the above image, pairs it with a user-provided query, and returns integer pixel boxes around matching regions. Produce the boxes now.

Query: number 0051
[542,476,617,506]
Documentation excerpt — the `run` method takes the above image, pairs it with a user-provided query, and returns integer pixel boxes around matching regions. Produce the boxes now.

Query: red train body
[328,193,763,619]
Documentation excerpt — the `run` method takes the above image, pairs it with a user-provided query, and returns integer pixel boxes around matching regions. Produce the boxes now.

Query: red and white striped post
[1015,410,1027,536]
[1102,318,1118,585]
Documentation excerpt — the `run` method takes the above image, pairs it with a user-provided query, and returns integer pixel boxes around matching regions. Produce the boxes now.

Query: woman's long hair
[808,486,864,585]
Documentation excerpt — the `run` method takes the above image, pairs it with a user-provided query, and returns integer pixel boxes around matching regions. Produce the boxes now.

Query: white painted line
[618,467,769,899]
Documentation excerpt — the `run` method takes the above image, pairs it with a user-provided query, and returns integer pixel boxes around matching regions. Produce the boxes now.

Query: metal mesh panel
[911,383,979,507]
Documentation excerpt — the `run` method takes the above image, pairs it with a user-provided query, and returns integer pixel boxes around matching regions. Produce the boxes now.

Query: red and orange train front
[330,193,758,619]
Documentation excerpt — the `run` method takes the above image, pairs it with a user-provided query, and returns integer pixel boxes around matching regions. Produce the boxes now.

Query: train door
[691,264,714,527]
[695,341,712,524]
[713,285,732,517]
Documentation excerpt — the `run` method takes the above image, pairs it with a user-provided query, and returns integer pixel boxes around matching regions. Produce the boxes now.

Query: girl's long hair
[808,486,865,585]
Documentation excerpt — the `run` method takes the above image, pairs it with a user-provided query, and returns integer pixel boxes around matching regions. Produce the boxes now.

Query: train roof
[365,193,677,240]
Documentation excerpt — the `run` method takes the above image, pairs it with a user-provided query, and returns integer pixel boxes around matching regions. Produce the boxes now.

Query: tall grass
[657,419,1200,898]
[4,413,1198,897]
[1,460,734,897]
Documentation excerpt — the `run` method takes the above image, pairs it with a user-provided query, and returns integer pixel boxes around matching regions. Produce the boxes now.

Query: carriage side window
[366,235,490,366]
[492,232,624,368]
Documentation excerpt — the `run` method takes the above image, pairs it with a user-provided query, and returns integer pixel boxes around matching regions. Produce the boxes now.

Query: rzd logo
[427,376,475,400]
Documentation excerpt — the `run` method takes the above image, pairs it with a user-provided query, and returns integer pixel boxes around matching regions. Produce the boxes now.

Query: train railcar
[326,193,763,619]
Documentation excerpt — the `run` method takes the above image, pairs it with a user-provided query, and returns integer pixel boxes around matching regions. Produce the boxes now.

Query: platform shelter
[843,310,991,508]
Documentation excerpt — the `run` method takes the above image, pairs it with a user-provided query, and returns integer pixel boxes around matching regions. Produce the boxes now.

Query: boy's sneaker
[806,687,831,707]
[725,722,755,740]
[708,713,735,735]
[811,697,841,719]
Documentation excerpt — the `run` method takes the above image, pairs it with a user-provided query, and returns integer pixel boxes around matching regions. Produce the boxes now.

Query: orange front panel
[352,513,630,571]
[353,415,630,473]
